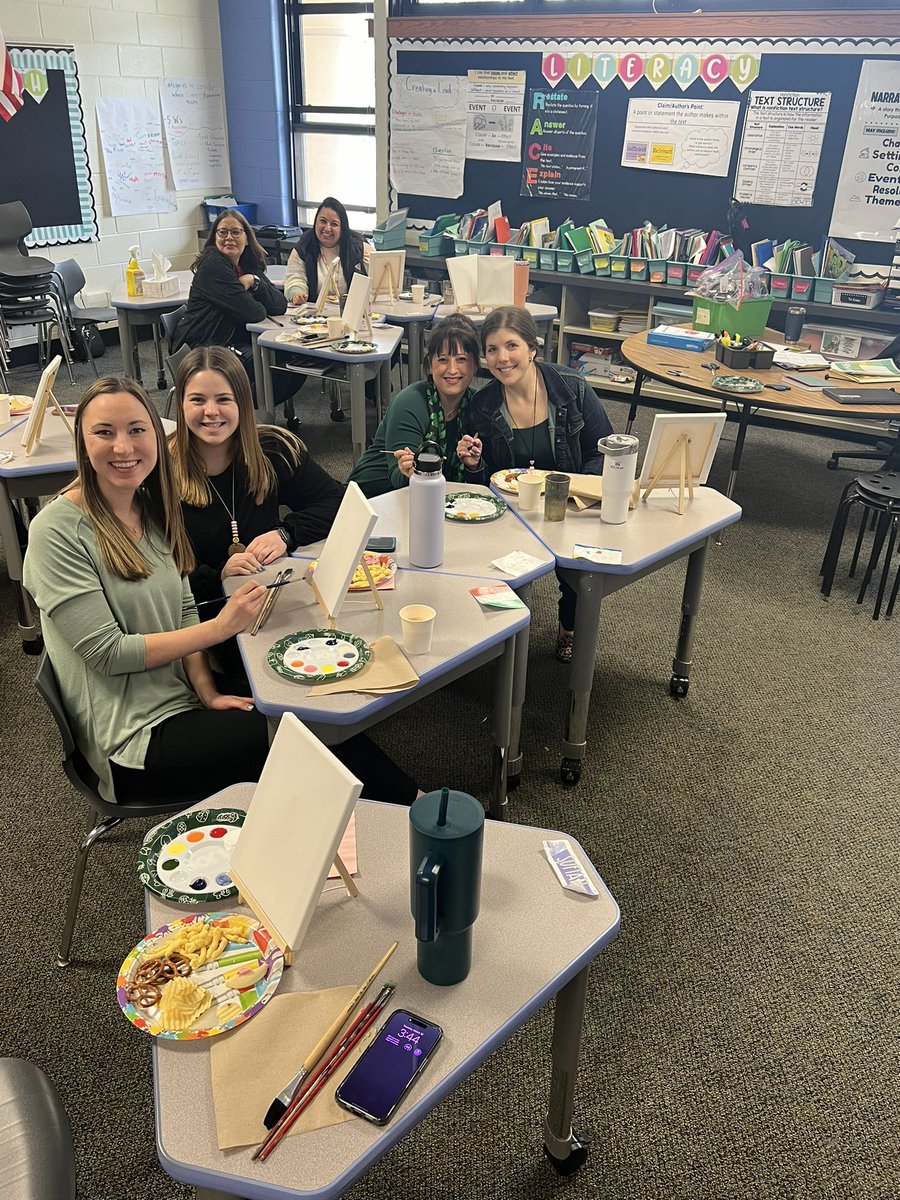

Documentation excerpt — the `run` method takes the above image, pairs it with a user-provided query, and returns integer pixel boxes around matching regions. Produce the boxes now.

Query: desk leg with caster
[349,364,366,464]
[625,371,645,435]
[543,964,591,1176]
[507,581,533,791]
[670,538,709,698]
[488,633,515,820]
[560,571,604,786]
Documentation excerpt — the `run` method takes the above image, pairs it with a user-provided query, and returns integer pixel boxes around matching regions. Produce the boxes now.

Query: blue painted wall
[218,0,292,225]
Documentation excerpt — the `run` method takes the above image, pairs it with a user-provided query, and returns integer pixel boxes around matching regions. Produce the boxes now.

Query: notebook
[822,387,900,405]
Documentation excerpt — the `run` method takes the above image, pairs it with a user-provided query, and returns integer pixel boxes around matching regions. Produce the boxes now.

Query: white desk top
[153,785,619,1200]
[111,265,286,310]
[256,323,402,365]
[501,486,742,574]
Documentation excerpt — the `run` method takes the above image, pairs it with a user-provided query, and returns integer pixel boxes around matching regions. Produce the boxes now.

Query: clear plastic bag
[687,251,768,307]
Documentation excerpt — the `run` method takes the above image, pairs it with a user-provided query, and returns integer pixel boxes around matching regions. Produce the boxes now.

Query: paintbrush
[250,565,293,636]
[261,941,398,1131]
[194,577,302,609]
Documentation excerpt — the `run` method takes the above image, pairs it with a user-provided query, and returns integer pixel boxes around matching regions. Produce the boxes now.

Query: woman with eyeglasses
[284,198,367,306]
[174,209,287,390]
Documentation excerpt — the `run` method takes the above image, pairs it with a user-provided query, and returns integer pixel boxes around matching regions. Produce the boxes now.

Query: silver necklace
[206,464,245,556]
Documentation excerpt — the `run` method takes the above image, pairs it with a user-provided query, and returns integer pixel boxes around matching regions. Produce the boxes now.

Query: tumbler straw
[437,786,450,827]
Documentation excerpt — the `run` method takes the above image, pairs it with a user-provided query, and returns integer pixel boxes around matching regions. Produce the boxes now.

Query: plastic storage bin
[802,322,895,360]
[769,273,791,298]
[503,243,524,260]
[418,232,449,257]
[685,265,705,287]
[629,258,649,281]
[372,218,406,249]
[790,275,814,301]
[204,200,257,226]
[521,246,540,266]
[539,248,557,271]
[593,253,611,276]
[691,296,773,337]
[812,278,837,303]
[555,249,575,272]
[574,248,595,274]
[610,255,629,279]
[648,259,667,284]
[666,262,687,286]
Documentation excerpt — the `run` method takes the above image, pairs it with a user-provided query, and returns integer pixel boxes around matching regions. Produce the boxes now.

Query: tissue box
[142,277,181,299]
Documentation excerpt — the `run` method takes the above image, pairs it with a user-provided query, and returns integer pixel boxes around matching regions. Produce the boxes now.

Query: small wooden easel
[370,258,400,303]
[20,357,71,457]
[314,258,342,313]
[641,433,696,515]
[305,555,384,626]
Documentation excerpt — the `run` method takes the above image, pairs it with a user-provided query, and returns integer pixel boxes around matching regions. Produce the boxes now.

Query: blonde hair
[169,346,303,507]
[72,376,195,580]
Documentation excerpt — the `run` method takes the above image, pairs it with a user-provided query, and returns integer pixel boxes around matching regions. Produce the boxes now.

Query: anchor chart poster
[520,89,598,199]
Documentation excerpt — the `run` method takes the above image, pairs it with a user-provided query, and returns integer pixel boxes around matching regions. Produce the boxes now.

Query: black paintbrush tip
[263,1098,286,1130]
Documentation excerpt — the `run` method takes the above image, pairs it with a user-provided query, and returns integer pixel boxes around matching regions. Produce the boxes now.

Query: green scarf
[425,382,473,483]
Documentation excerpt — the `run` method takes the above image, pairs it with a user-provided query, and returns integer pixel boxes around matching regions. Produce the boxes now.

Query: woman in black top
[284,197,367,306]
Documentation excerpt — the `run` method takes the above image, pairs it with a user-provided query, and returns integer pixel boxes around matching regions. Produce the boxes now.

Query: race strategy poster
[521,88,599,199]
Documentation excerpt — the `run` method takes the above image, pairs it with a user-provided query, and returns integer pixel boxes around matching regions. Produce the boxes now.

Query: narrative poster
[830,60,900,242]
[521,89,598,199]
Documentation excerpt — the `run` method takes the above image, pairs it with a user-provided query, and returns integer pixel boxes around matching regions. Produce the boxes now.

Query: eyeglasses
[215,227,245,240]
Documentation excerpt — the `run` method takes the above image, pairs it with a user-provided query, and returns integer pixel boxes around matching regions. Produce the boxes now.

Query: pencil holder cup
[410,788,484,986]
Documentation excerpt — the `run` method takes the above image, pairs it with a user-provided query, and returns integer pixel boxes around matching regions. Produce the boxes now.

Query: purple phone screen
[337,1011,441,1122]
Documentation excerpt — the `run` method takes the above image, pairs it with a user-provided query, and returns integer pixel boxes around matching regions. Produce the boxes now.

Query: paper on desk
[310,635,418,696]
[573,544,623,565]
[210,987,377,1149]
[772,349,830,369]
[490,550,545,575]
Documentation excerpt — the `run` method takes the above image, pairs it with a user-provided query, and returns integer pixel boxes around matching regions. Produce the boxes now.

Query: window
[285,0,377,228]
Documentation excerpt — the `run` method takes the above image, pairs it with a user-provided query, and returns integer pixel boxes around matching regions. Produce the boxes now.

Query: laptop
[822,387,900,405]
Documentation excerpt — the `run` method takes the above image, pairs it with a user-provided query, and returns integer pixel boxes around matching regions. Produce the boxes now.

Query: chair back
[160,304,187,355]
[53,259,87,308]
[0,201,34,254]
[34,653,104,806]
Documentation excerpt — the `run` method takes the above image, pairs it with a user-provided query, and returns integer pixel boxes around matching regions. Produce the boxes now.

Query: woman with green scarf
[348,314,481,498]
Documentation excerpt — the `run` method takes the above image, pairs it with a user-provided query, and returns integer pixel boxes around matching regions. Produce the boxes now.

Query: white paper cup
[327,316,344,339]
[399,604,435,654]
[517,472,543,513]
[0,395,10,426]
[410,283,426,305]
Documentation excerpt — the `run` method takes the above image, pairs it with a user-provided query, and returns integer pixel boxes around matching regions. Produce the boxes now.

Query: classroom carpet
[0,341,897,1200]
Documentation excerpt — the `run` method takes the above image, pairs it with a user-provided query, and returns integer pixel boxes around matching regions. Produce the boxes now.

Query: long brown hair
[72,376,195,580]
[193,208,268,274]
[169,346,303,507]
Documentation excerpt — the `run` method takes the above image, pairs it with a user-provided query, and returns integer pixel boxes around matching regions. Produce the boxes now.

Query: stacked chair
[52,259,117,377]
[0,201,75,384]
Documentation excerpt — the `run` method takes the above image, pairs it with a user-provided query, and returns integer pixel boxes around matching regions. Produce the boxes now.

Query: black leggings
[110,707,418,807]
[557,570,577,632]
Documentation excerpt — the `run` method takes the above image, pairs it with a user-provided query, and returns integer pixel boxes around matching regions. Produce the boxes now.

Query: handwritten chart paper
[390,74,467,198]
[734,92,829,208]
[160,78,229,190]
[621,97,739,178]
[96,97,176,216]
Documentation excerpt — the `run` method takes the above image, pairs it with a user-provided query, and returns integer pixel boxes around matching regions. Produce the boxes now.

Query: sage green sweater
[23,497,201,801]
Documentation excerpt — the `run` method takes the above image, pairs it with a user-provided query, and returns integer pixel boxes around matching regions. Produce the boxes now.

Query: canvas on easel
[639,412,726,514]
[20,357,70,457]
[228,713,363,965]
[304,482,380,626]
[341,272,373,339]
[369,249,406,302]
[446,255,514,312]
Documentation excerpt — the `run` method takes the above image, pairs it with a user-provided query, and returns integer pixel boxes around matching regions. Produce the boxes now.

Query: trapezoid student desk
[227,563,528,818]
[498,485,742,786]
[151,782,620,1200]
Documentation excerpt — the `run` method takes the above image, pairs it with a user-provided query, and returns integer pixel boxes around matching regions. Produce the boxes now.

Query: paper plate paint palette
[267,629,371,684]
[445,492,507,522]
[712,375,764,394]
[116,912,283,1040]
[138,807,245,904]
[336,340,377,355]
[490,468,549,495]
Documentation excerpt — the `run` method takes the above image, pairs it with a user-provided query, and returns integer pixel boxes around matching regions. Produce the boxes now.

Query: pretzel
[125,981,162,1008]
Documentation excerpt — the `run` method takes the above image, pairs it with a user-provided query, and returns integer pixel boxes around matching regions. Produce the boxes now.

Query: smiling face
[428,344,476,409]
[315,206,342,250]
[80,391,158,503]
[181,369,240,449]
[483,325,536,389]
[214,216,248,265]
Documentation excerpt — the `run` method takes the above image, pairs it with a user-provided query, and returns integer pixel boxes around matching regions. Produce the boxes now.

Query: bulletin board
[388,36,900,265]
[0,46,97,247]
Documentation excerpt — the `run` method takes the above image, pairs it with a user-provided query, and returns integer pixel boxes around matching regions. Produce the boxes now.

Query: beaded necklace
[206,464,245,556]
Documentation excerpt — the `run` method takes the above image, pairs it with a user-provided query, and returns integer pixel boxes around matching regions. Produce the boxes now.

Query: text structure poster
[466,69,525,162]
[621,98,738,178]
[160,78,229,190]
[521,89,598,199]
[95,97,176,216]
[390,74,467,198]
[734,92,829,207]
[831,60,900,242]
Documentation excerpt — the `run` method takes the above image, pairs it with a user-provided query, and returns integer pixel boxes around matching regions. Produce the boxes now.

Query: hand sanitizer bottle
[126,246,144,297]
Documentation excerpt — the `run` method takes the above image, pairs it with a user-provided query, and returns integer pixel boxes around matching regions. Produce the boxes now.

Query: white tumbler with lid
[409,441,445,568]
[598,433,639,524]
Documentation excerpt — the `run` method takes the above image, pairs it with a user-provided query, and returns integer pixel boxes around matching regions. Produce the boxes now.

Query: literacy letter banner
[520,89,598,199]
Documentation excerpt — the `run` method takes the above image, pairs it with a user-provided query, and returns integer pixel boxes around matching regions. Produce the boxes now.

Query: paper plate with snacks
[116,913,283,1039]
[490,468,549,495]
[335,339,377,355]
[308,552,396,593]
[137,807,245,905]
[445,492,507,522]
[267,629,371,684]
[5,395,33,415]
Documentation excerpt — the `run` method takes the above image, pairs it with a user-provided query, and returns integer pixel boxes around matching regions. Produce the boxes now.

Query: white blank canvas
[20,356,63,456]
[639,412,727,487]
[229,713,362,955]
[369,249,406,298]
[446,255,513,309]
[310,482,377,623]
[342,272,372,336]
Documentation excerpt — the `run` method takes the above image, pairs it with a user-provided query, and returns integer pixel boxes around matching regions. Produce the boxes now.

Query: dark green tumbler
[409,787,484,986]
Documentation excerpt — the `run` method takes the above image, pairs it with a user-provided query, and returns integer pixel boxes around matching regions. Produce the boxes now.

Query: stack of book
[618,308,649,335]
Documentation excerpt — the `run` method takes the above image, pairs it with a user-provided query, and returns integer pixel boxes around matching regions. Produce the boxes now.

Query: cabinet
[404,249,900,437]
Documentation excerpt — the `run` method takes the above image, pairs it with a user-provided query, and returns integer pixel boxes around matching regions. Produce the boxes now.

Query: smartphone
[365,536,397,553]
[335,1009,442,1125]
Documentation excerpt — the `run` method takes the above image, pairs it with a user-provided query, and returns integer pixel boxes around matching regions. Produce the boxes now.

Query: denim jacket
[463,362,613,481]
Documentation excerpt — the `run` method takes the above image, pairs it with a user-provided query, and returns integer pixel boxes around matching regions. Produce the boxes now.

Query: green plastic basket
[691,296,773,337]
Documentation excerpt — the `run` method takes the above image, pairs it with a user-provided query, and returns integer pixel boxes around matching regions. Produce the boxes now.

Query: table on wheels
[228,560,528,818]
[298,481,556,799]
[619,330,900,501]
[251,324,403,462]
[497,484,741,785]
[151,783,620,1199]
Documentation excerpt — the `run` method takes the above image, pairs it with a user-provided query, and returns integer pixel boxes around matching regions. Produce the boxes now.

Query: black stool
[821,471,900,619]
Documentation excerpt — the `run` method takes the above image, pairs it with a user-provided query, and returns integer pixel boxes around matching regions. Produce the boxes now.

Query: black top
[182,434,346,606]
[174,250,287,351]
